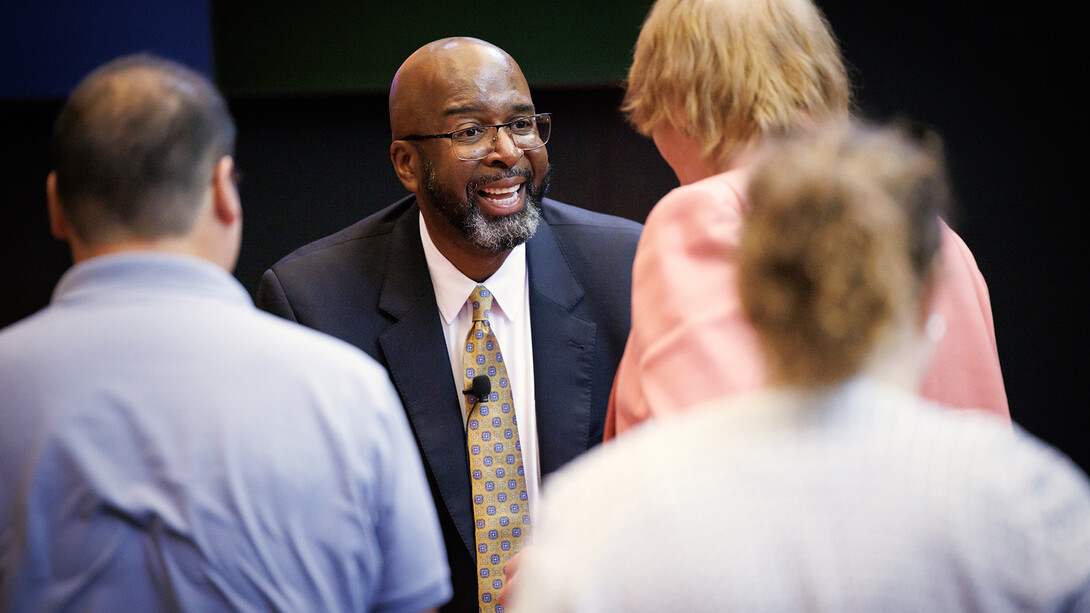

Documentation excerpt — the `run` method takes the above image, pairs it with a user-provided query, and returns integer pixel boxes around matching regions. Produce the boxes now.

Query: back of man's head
[51,54,236,247]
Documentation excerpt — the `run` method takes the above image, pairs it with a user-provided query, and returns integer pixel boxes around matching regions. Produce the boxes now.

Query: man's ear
[390,140,421,193]
[46,171,73,242]
[211,155,241,226]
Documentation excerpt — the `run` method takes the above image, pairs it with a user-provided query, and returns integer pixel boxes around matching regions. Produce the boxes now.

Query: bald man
[0,55,450,611]
[257,38,642,612]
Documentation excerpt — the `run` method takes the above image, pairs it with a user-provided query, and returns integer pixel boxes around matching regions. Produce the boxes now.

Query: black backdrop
[1,2,1085,474]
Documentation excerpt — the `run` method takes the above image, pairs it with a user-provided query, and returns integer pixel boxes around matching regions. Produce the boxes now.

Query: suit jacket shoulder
[524,199,641,474]
[532,198,642,308]
[255,195,426,360]
[538,199,643,267]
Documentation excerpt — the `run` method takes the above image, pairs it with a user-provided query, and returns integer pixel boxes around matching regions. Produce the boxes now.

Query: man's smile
[472,175,528,215]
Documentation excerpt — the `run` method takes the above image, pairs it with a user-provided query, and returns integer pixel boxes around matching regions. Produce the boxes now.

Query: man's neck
[69,237,227,271]
[419,208,512,283]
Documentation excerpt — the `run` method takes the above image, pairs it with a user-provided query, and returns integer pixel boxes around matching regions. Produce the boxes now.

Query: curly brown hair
[741,121,949,385]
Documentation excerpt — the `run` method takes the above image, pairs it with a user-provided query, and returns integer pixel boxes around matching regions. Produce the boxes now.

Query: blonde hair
[623,0,850,170]
[740,121,948,386]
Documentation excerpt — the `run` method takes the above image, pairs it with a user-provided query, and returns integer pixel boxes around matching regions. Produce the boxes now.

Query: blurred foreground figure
[606,0,1009,440]
[511,122,1090,612]
[0,54,450,612]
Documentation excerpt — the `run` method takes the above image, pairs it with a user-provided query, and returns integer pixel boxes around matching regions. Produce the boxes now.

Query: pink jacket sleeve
[919,224,1010,418]
[606,170,764,439]
[605,173,1010,440]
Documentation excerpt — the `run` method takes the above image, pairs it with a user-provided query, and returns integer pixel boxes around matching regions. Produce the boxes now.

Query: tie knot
[470,285,493,322]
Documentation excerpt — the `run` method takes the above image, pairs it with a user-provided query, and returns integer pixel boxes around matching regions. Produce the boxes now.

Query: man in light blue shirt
[0,54,451,612]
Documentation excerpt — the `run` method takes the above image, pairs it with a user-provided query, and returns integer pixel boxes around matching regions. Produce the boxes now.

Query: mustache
[467,167,534,193]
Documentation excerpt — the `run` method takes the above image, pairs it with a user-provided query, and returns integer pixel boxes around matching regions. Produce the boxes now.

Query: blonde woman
[605,0,1008,439]
[511,122,1090,612]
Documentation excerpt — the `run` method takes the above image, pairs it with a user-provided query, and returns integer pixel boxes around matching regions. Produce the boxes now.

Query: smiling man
[256,38,642,613]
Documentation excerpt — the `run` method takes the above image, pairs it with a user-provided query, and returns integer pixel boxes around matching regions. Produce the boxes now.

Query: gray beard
[421,157,549,253]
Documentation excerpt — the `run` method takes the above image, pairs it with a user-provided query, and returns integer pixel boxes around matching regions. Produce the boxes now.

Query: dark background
[2,2,1085,473]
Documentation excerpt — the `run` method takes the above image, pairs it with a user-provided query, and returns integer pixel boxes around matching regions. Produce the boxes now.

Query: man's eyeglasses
[399,113,551,161]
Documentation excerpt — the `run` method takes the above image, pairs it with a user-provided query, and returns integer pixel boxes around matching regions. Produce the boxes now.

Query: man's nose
[483,126,524,167]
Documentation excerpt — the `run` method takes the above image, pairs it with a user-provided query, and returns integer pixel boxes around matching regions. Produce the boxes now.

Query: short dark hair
[51,53,236,244]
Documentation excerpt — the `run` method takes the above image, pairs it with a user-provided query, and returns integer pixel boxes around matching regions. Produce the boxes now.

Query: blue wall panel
[1,0,212,99]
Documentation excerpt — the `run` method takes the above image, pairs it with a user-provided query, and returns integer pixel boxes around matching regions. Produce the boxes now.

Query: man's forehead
[422,62,533,121]
[439,104,537,121]
[390,38,533,134]
[437,90,535,118]
[435,50,527,93]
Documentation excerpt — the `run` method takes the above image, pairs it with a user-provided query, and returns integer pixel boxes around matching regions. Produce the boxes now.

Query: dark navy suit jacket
[256,195,641,612]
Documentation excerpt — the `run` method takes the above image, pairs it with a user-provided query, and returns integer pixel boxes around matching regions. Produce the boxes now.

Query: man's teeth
[480,185,521,204]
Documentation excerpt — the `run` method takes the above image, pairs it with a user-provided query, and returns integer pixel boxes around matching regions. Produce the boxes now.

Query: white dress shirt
[419,213,541,517]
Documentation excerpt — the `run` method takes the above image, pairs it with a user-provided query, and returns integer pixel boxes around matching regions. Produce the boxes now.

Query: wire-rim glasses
[399,113,551,161]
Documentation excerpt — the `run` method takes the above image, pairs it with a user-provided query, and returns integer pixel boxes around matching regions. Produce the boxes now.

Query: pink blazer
[605,168,1009,439]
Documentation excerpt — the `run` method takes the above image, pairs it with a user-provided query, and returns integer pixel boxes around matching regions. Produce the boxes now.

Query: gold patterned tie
[463,285,530,613]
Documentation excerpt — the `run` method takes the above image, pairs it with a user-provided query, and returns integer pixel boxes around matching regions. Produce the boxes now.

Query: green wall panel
[212,1,655,94]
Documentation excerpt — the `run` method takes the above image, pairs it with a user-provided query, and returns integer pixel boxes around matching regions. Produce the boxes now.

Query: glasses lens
[452,125,494,160]
[509,115,550,151]
[451,126,490,146]
[531,115,550,146]
[451,115,551,161]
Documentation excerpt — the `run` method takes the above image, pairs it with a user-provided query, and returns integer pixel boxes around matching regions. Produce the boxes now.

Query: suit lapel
[377,204,476,558]
[526,215,598,476]
[376,202,599,559]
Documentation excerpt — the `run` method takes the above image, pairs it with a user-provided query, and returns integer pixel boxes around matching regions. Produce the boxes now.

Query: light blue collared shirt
[0,252,451,612]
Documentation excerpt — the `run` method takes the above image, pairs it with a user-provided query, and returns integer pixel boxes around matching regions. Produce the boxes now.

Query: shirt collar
[51,252,253,307]
[419,210,528,325]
